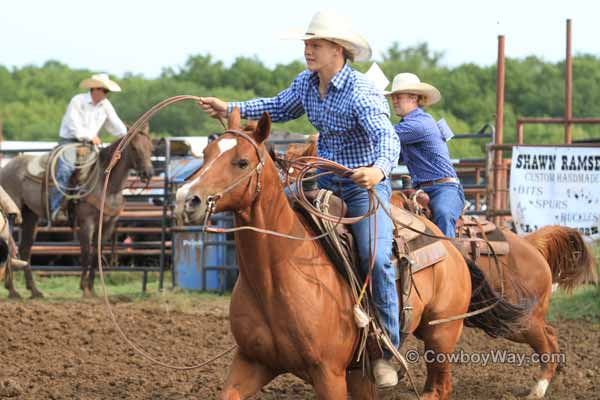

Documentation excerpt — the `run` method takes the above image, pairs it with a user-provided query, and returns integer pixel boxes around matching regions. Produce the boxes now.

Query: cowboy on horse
[386,73,465,237]
[51,73,127,223]
[197,10,404,387]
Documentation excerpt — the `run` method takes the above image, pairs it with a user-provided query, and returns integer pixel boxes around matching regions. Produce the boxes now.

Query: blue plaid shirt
[394,107,457,186]
[228,63,400,175]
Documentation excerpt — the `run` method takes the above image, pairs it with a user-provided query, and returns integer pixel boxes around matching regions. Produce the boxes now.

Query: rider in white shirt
[51,73,127,222]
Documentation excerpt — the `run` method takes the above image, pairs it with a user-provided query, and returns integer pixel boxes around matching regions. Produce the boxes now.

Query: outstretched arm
[198,74,306,123]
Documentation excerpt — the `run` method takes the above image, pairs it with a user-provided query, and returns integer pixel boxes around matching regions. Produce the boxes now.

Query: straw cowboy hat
[384,73,441,106]
[79,73,122,92]
[283,10,372,62]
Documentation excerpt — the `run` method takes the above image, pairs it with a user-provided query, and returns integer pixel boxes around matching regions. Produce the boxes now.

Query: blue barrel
[172,228,220,291]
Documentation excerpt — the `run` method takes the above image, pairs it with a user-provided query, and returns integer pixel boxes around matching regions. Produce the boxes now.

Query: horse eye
[237,159,249,169]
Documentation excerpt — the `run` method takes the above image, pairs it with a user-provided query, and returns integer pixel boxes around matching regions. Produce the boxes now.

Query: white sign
[365,63,390,93]
[510,146,600,240]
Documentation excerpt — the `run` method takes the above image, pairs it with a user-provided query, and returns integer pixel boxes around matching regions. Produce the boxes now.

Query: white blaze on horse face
[527,379,549,399]
[218,138,237,154]
[175,137,239,215]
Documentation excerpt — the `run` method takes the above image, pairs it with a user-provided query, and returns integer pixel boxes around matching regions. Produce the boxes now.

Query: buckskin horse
[279,133,598,399]
[175,110,531,400]
[0,125,154,298]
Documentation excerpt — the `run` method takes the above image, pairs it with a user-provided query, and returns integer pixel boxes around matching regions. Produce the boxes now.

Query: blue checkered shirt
[394,107,458,186]
[228,63,400,176]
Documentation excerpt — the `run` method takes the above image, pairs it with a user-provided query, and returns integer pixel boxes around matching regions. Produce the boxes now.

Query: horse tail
[464,258,534,338]
[524,225,598,292]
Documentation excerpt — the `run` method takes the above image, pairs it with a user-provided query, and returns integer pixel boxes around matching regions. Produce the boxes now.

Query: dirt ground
[0,298,598,400]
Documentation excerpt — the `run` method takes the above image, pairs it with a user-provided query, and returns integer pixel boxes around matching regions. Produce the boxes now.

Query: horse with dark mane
[175,110,532,399]
[279,133,598,398]
[0,124,154,298]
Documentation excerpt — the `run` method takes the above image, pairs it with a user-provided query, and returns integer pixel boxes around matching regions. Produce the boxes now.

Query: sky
[1,0,597,78]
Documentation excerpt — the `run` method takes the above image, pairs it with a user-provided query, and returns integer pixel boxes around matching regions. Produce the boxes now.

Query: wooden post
[493,35,505,224]
[565,19,573,144]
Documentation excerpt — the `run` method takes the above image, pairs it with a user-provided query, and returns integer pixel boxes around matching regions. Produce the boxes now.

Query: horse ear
[228,107,241,129]
[254,112,271,144]
[140,122,150,135]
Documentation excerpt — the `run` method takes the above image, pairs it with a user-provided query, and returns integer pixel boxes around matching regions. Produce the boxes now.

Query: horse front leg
[220,351,275,400]
[346,369,376,400]
[4,263,21,299]
[19,207,42,298]
[78,217,94,297]
[310,366,348,400]
[89,218,117,294]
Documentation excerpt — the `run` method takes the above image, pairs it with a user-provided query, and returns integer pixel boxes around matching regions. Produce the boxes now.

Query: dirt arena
[0,298,597,399]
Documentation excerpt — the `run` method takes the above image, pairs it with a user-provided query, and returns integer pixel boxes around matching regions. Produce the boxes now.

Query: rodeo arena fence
[2,20,597,294]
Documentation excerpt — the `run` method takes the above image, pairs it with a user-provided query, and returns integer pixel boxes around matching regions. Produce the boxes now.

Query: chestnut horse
[0,126,154,298]
[175,111,531,400]
[282,134,598,399]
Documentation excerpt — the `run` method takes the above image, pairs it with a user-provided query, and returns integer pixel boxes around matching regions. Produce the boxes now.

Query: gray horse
[0,126,154,298]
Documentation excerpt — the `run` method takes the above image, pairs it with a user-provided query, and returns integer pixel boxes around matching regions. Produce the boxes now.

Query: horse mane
[267,144,288,171]
[98,127,151,166]
[99,136,125,166]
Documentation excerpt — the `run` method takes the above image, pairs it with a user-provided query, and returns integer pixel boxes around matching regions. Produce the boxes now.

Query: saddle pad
[392,240,448,277]
[393,226,448,276]
[26,153,50,178]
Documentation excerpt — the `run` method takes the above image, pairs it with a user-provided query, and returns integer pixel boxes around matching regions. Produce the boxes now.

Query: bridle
[199,129,266,226]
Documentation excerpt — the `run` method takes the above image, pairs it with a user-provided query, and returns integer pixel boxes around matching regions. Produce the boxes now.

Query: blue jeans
[423,183,465,238]
[50,144,77,213]
[318,174,399,355]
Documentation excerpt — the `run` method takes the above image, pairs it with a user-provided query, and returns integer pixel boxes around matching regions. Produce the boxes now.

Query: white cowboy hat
[282,10,372,62]
[80,73,122,92]
[384,73,441,106]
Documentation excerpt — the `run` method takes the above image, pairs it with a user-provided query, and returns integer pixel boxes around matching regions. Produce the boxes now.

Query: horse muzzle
[140,166,154,183]
[175,191,206,226]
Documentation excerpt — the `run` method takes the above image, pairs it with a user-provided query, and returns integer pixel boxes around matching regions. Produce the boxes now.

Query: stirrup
[373,358,400,388]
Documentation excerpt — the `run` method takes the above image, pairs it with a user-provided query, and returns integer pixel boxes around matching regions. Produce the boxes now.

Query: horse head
[175,108,272,225]
[126,123,154,183]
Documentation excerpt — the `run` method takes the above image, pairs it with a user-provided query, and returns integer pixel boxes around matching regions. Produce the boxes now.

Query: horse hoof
[8,291,22,300]
[30,290,44,299]
[526,379,549,399]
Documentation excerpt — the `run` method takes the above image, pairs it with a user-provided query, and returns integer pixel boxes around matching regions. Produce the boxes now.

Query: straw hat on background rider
[384,72,441,108]
[80,73,122,93]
